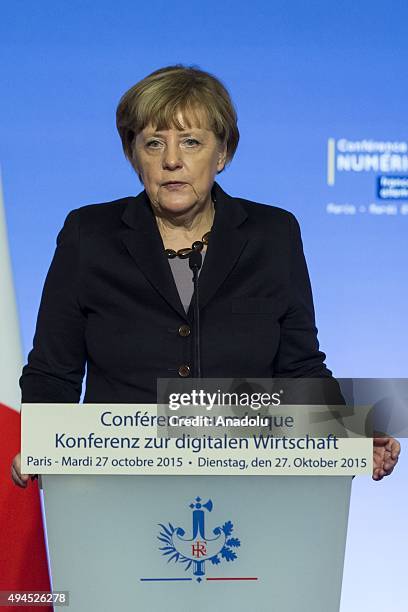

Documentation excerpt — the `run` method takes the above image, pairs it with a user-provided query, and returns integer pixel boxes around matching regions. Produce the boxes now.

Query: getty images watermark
[156,378,408,440]
[167,388,282,411]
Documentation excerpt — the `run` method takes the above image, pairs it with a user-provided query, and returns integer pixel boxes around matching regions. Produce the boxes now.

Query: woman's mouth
[162,182,188,190]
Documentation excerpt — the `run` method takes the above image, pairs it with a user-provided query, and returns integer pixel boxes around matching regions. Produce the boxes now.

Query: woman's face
[133,112,227,218]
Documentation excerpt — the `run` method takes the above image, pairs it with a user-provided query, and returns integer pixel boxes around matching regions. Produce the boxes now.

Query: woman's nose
[162,142,183,169]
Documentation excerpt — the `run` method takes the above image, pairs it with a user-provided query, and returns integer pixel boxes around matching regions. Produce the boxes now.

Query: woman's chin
[157,194,197,215]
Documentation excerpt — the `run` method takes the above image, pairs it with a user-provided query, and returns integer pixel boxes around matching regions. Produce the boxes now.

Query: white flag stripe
[0,169,23,411]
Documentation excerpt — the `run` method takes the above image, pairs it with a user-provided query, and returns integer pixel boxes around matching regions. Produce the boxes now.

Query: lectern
[41,474,352,612]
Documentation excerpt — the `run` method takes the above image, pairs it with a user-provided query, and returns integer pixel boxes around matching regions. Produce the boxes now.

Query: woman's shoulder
[215,182,297,227]
[221,192,299,238]
[68,196,134,222]
[61,196,137,237]
[240,196,296,222]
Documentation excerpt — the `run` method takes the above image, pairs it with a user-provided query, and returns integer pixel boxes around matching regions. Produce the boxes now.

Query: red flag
[0,176,52,610]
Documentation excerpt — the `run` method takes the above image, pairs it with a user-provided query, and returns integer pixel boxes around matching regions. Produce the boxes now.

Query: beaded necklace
[165,231,211,259]
[163,197,214,259]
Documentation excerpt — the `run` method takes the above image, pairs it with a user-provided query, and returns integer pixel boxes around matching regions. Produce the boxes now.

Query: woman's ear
[216,142,228,173]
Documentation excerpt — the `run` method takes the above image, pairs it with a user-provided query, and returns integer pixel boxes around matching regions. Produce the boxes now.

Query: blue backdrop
[1,1,406,608]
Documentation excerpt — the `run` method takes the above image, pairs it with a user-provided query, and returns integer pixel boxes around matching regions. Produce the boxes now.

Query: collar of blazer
[120,181,249,321]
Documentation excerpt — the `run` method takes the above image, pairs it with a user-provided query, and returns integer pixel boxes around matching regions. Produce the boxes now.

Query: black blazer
[20,181,332,404]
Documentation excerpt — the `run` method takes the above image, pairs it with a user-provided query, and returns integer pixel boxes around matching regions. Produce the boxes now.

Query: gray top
[168,251,206,313]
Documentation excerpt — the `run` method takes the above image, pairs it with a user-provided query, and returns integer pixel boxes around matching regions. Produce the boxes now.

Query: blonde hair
[116,64,239,172]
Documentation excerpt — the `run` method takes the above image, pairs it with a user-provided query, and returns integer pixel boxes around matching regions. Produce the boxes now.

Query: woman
[12,64,399,484]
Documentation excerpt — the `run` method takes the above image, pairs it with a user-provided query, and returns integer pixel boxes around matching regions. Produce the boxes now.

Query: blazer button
[178,364,191,377]
[178,324,191,337]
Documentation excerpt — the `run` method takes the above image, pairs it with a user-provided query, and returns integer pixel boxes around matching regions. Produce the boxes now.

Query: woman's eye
[183,138,200,147]
[146,140,162,148]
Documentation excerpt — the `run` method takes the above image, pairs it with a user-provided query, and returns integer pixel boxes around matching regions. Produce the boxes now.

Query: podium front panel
[42,475,351,612]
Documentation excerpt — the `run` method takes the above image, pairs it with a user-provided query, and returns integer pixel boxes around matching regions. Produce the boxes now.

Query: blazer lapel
[188,182,249,314]
[120,182,249,320]
[120,190,188,320]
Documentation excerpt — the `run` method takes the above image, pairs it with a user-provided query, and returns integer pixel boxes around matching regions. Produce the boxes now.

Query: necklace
[162,195,215,259]
[165,230,211,259]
